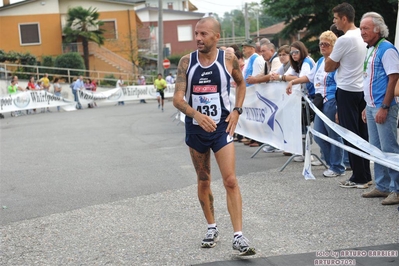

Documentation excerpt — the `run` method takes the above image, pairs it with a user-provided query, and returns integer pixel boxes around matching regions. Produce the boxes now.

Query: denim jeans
[313,99,345,174]
[72,89,82,109]
[54,92,61,111]
[366,104,399,193]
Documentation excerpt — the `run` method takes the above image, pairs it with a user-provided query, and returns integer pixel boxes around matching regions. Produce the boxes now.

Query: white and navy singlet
[185,49,233,135]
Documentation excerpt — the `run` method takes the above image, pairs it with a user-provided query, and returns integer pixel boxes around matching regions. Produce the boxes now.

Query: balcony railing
[218,37,247,46]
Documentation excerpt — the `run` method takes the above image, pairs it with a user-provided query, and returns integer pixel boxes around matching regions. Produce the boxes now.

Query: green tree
[219,3,281,43]
[63,6,105,74]
[40,55,54,75]
[0,50,6,62]
[262,0,398,55]
[54,52,85,80]
[220,10,246,38]
[19,52,37,78]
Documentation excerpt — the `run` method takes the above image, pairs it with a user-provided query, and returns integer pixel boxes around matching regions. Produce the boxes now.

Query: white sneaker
[262,146,283,153]
[323,169,344,177]
[201,227,219,248]
[294,155,316,162]
[312,160,324,166]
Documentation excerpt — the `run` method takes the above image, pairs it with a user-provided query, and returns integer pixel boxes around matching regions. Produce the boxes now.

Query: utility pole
[157,0,164,75]
[244,3,249,40]
[256,10,259,41]
[232,19,235,43]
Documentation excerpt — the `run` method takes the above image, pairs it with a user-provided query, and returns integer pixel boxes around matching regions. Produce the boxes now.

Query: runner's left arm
[225,52,245,136]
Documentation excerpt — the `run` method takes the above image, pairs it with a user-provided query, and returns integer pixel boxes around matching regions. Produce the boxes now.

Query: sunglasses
[290,50,300,56]
[319,42,331,47]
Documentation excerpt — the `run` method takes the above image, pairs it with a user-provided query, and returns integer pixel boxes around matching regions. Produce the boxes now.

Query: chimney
[3,0,11,6]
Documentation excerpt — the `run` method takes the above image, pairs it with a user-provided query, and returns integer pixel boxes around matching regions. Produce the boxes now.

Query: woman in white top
[53,77,62,112]
[281,41,315,160]
[282,41,315,96]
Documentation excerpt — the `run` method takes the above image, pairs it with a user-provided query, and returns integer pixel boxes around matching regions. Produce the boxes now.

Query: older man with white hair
[359,12,399,205]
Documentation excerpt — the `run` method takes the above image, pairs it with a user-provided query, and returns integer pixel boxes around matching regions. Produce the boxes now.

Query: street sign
[163,58,171,69]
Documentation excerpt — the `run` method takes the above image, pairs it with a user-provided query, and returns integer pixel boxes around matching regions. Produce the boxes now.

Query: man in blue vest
[359,12,399,205]
[240,39,265,147]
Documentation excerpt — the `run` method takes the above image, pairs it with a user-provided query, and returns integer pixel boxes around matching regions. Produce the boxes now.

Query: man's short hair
[259,38,271,46]
[197,17,221,35]
[332,2,355,23]
[263,42,275,52]
[241,39,256,48]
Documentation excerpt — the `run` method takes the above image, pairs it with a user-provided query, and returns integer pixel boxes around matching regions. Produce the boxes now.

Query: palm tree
[63,6,105,75]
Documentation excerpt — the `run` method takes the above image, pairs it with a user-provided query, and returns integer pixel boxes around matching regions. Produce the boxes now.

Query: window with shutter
[19,23,41,45]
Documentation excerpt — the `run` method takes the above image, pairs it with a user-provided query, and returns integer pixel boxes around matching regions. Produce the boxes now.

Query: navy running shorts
[185,131,234,153]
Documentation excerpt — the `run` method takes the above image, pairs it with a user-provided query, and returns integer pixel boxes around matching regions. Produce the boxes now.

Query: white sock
[208,223,217,228]
[234,231,242,238]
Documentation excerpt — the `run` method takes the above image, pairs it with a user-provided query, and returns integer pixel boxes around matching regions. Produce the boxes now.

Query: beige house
[0,0,144,78]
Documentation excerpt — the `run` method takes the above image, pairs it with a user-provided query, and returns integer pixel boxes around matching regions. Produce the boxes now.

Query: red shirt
[91,81,97,92]
[27,82,36,90]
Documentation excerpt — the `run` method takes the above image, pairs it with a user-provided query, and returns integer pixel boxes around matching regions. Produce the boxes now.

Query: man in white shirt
[325,2,371,189]
[241,39,265,147]
[241,39,264,87]
[166,73,174,84]
[72,75,84,109]
[116,76,125,106]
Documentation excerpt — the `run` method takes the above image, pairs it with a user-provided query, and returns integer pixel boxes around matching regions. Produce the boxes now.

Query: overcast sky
[1,0,261,18]
[190,0,261,17]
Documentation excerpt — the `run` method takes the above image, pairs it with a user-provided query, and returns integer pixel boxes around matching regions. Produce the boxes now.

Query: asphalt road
[0,99,293,225]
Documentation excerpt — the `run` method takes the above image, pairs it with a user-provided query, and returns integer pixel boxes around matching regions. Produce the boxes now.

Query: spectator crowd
[220,2,399,205]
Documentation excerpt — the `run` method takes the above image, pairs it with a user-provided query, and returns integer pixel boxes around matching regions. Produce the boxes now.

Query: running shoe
[201,227,219,248]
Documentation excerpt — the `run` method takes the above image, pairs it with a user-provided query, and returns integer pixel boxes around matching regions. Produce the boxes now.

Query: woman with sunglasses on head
[286,31,346,178]
[281,41,316,162]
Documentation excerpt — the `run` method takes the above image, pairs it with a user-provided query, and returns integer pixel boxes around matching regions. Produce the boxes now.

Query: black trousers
[336,88,371,184]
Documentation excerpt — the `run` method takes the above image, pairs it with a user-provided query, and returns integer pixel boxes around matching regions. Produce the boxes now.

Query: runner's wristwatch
[233,107,243,115]
[381,104,390,110]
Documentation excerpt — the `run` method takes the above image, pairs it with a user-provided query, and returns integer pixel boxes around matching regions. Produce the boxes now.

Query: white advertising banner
[0,84,176,113]
[180,82,303,155]
[78,84,176,104]
[232,82,303,155]
[0,90,77,113]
